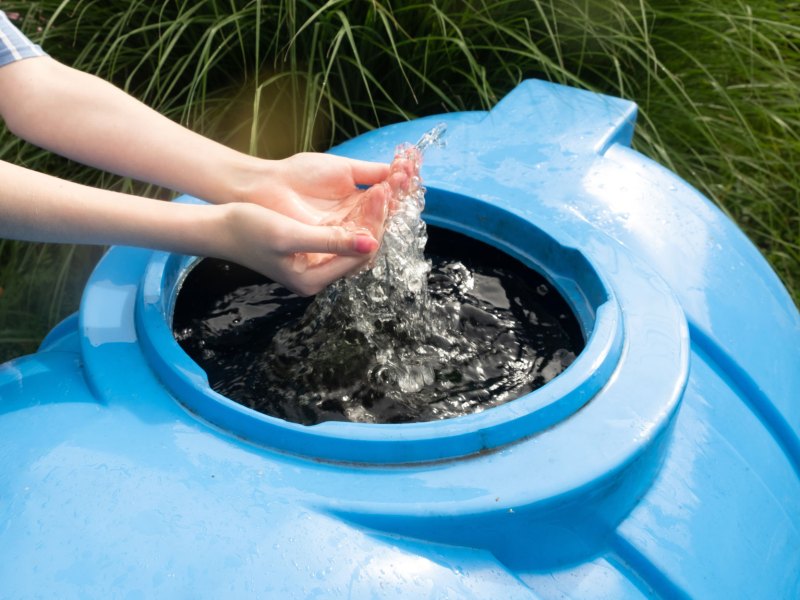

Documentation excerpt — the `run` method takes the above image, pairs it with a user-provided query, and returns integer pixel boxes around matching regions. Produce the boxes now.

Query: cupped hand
[219,183,390,296]
[247,152,415,227]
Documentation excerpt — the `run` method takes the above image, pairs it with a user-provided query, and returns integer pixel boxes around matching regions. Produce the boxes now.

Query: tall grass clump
[1,0,798,361]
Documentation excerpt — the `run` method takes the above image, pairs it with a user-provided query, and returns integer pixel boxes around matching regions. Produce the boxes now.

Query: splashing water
[251,125,577,423]
[330,123,449,341]
[268,125,450,399]
[174,124,583,425]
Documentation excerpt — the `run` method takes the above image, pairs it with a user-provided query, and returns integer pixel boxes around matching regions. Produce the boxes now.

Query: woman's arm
[0,53,412,293]
[0,159,385,295]
[0,56,391,215]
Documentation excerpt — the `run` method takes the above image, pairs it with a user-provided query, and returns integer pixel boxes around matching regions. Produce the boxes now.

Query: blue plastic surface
[1,80,799,598]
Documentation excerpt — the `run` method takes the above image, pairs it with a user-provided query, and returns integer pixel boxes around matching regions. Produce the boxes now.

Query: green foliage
[1,0,798,360]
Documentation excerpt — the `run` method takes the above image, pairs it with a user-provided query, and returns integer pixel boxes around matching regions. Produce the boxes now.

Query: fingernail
[354,234,378,253]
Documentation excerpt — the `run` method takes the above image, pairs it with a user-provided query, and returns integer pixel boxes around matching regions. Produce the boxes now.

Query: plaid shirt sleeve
[0,10,46,67]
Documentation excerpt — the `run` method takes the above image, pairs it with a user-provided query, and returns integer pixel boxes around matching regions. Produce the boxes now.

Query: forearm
[0,57,263,205]
[0,159,227,255]
[0,158,384,294]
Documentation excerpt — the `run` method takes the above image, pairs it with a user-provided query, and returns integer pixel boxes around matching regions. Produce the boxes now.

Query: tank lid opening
[136,196,622,464]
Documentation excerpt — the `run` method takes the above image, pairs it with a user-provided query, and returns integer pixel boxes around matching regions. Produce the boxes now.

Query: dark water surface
[173,227,584,425]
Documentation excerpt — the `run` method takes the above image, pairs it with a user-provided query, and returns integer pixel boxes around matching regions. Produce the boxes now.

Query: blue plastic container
[2,80,799,598]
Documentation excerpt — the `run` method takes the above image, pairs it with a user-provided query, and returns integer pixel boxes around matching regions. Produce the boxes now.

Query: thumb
[349,158,391,186]
[291,223,379,256]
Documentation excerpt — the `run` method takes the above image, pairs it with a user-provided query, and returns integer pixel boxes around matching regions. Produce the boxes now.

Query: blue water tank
[2,80,798,598]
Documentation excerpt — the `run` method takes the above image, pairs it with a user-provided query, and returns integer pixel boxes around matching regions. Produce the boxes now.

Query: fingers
[390,152,418,181]
[239,152,416,295]
[289,225,378,258]
[334,181,389,238]
[347,158,391,186]
[386,170,409,213]
[384,153,418,213]
[354,182,390,238]
[290,254,373,296]
[283,185,391,294]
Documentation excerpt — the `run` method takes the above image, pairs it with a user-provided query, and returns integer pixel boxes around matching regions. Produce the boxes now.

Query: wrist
[194,202,239,261]
[222,153,279,206]
[121,200,242,267]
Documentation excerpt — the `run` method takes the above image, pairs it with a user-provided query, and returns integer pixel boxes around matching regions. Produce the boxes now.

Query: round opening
[137,191,622,463]
[172,226,585,426]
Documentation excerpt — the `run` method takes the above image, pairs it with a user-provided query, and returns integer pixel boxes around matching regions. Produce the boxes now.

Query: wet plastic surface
[1,80,799,598]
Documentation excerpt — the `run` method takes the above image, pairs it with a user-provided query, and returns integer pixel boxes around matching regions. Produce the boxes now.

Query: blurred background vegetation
[1,0,798,361]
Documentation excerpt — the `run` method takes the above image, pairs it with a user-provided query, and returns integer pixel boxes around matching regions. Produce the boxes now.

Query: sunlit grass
[1,0,798,360]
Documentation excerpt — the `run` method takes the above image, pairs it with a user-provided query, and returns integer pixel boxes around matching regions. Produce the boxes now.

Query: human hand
[238,151,416,271]
[246,152,415,226]
[217,183,389,296]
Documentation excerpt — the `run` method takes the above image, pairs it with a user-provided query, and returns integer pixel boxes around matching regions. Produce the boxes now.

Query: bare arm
[0,56,391,211]
[0,55,410,294]
[0,158,386,295]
